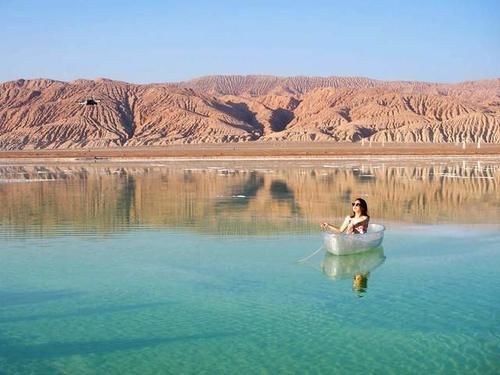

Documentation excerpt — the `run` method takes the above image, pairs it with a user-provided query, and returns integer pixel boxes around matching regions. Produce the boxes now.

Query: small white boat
[322,223,385,255]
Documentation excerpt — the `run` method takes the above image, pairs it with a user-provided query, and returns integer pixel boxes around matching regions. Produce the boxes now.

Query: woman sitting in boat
[320,198,370,234]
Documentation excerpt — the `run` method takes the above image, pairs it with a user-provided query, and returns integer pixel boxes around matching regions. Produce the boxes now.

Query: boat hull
[323,224,385,255]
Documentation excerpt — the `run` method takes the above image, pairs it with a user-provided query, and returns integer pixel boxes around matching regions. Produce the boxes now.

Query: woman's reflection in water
[320,247,385,297]
[352,273,369,297]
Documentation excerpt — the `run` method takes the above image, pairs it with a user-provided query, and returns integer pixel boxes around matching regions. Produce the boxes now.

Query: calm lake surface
[1,158,499,374]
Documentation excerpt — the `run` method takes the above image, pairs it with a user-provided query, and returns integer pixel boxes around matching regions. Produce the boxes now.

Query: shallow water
[0,159,499,374]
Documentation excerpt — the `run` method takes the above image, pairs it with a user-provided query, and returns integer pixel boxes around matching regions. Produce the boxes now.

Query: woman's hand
[320,222,329,229]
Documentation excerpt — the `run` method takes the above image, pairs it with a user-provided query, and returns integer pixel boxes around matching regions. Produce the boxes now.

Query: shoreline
[0,142,499,163]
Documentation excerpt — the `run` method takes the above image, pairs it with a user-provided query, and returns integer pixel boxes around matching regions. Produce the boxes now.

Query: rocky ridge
[0,76,498,149]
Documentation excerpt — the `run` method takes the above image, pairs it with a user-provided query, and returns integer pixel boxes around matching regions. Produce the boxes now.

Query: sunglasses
[352,202,361,207]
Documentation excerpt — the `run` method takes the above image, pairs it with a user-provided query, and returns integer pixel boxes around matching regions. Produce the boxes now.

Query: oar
[296,245,324,263]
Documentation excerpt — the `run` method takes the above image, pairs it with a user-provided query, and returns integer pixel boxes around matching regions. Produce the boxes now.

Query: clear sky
[1,0,499,83]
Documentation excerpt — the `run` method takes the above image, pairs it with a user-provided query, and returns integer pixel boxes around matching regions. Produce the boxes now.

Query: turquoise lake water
[0,159,499,374]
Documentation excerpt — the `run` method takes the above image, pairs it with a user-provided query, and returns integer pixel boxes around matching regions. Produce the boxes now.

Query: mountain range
[0,75,498,149]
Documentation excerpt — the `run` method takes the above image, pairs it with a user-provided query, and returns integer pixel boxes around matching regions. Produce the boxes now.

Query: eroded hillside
[0,76,498,149]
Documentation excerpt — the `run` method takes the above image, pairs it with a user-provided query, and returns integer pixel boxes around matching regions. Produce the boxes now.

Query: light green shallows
[0,162,499,374]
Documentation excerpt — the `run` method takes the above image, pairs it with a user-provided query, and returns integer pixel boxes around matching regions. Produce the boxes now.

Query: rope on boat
[296,245,324,263]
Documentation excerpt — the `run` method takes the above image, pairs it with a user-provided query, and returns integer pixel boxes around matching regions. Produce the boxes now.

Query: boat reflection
[321,246,386,296]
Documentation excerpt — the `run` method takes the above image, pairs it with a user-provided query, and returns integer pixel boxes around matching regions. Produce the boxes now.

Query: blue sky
[1,0,499,83]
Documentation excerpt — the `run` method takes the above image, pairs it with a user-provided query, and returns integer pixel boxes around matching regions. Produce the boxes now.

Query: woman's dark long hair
[350,198,369,218]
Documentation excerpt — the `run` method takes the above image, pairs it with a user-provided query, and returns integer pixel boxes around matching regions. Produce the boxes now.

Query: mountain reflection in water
[0,160,498,237]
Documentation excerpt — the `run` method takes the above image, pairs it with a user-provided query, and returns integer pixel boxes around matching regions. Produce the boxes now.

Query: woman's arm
[338,216,351,233]
[321,217,350,234]
[321,223,341,233]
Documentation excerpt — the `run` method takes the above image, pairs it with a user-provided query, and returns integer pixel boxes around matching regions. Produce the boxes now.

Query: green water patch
[0,228,498,374]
